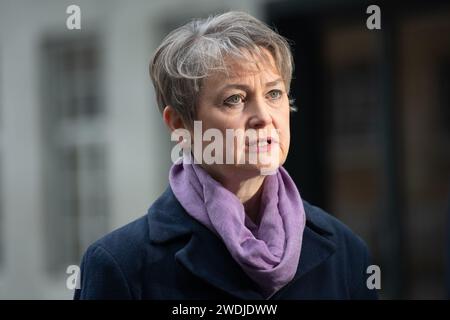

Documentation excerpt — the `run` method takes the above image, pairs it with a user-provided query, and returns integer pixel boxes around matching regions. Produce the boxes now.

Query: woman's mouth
[245,137,279,153]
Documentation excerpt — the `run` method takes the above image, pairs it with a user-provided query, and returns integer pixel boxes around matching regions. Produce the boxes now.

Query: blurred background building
[0,0,449,299]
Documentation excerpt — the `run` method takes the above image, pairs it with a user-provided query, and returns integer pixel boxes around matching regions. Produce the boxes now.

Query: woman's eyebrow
[219,78,283,91]
[265,78,283,87]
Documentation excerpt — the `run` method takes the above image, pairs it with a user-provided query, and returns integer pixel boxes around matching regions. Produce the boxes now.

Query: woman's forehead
[206,53,281,85]
[225,48,277,73]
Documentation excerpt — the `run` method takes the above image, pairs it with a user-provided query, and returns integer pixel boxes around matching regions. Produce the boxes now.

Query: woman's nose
[247,98,272,129]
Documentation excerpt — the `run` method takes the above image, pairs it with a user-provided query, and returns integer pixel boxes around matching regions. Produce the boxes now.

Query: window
[41,36,108,274]
[323,25,382,267]
[330,63,378,144]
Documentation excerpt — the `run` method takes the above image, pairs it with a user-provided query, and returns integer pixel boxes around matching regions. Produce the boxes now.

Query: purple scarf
[169,159,306,298]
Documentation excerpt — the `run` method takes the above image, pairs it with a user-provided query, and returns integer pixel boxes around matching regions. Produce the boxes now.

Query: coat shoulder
[87,214,149,266]
[302,200,369,253]
[75,215,149,299]
[302,200,378,299]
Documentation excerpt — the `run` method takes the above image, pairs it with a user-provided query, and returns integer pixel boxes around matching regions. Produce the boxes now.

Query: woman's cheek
[280,132,290,160]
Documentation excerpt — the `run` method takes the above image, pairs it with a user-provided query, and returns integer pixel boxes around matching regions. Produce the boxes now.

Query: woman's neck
[201,165,266,224]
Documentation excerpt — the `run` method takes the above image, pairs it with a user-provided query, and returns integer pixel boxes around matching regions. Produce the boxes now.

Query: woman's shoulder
[82,186,188,263]
[302,201,378,298]
[75,215,150,299]
[302,200,370,254]
[83,214,150,267]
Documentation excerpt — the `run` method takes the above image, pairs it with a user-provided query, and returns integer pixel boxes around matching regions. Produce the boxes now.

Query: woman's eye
[267,90,282,100]
[223,94,244,106]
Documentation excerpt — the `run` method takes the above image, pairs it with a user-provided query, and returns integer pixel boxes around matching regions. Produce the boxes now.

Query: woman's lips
[245,138,279,153]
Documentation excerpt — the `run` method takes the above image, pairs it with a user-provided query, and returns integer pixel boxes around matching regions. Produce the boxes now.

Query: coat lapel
[148,187,337,299]
[175,224,264,299]
[291,201,338,282]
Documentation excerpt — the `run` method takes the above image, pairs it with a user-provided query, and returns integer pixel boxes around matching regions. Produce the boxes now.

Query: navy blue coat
[74,187,378,300]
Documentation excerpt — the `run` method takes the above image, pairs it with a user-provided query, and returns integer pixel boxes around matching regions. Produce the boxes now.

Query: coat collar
[148,187,337,299]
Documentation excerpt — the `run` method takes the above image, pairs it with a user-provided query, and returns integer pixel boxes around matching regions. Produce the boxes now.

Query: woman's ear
[163,106,186,132]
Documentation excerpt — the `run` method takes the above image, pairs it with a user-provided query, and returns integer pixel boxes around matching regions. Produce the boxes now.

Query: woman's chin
[233,157,283,176]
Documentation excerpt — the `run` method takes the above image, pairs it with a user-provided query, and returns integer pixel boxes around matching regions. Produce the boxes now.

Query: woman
[74,11,377,300]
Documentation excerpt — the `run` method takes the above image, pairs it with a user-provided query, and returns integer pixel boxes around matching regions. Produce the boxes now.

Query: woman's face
[192,48,291,179]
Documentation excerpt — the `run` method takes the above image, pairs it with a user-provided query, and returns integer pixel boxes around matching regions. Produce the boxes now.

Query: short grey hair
[149,11,295,126]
